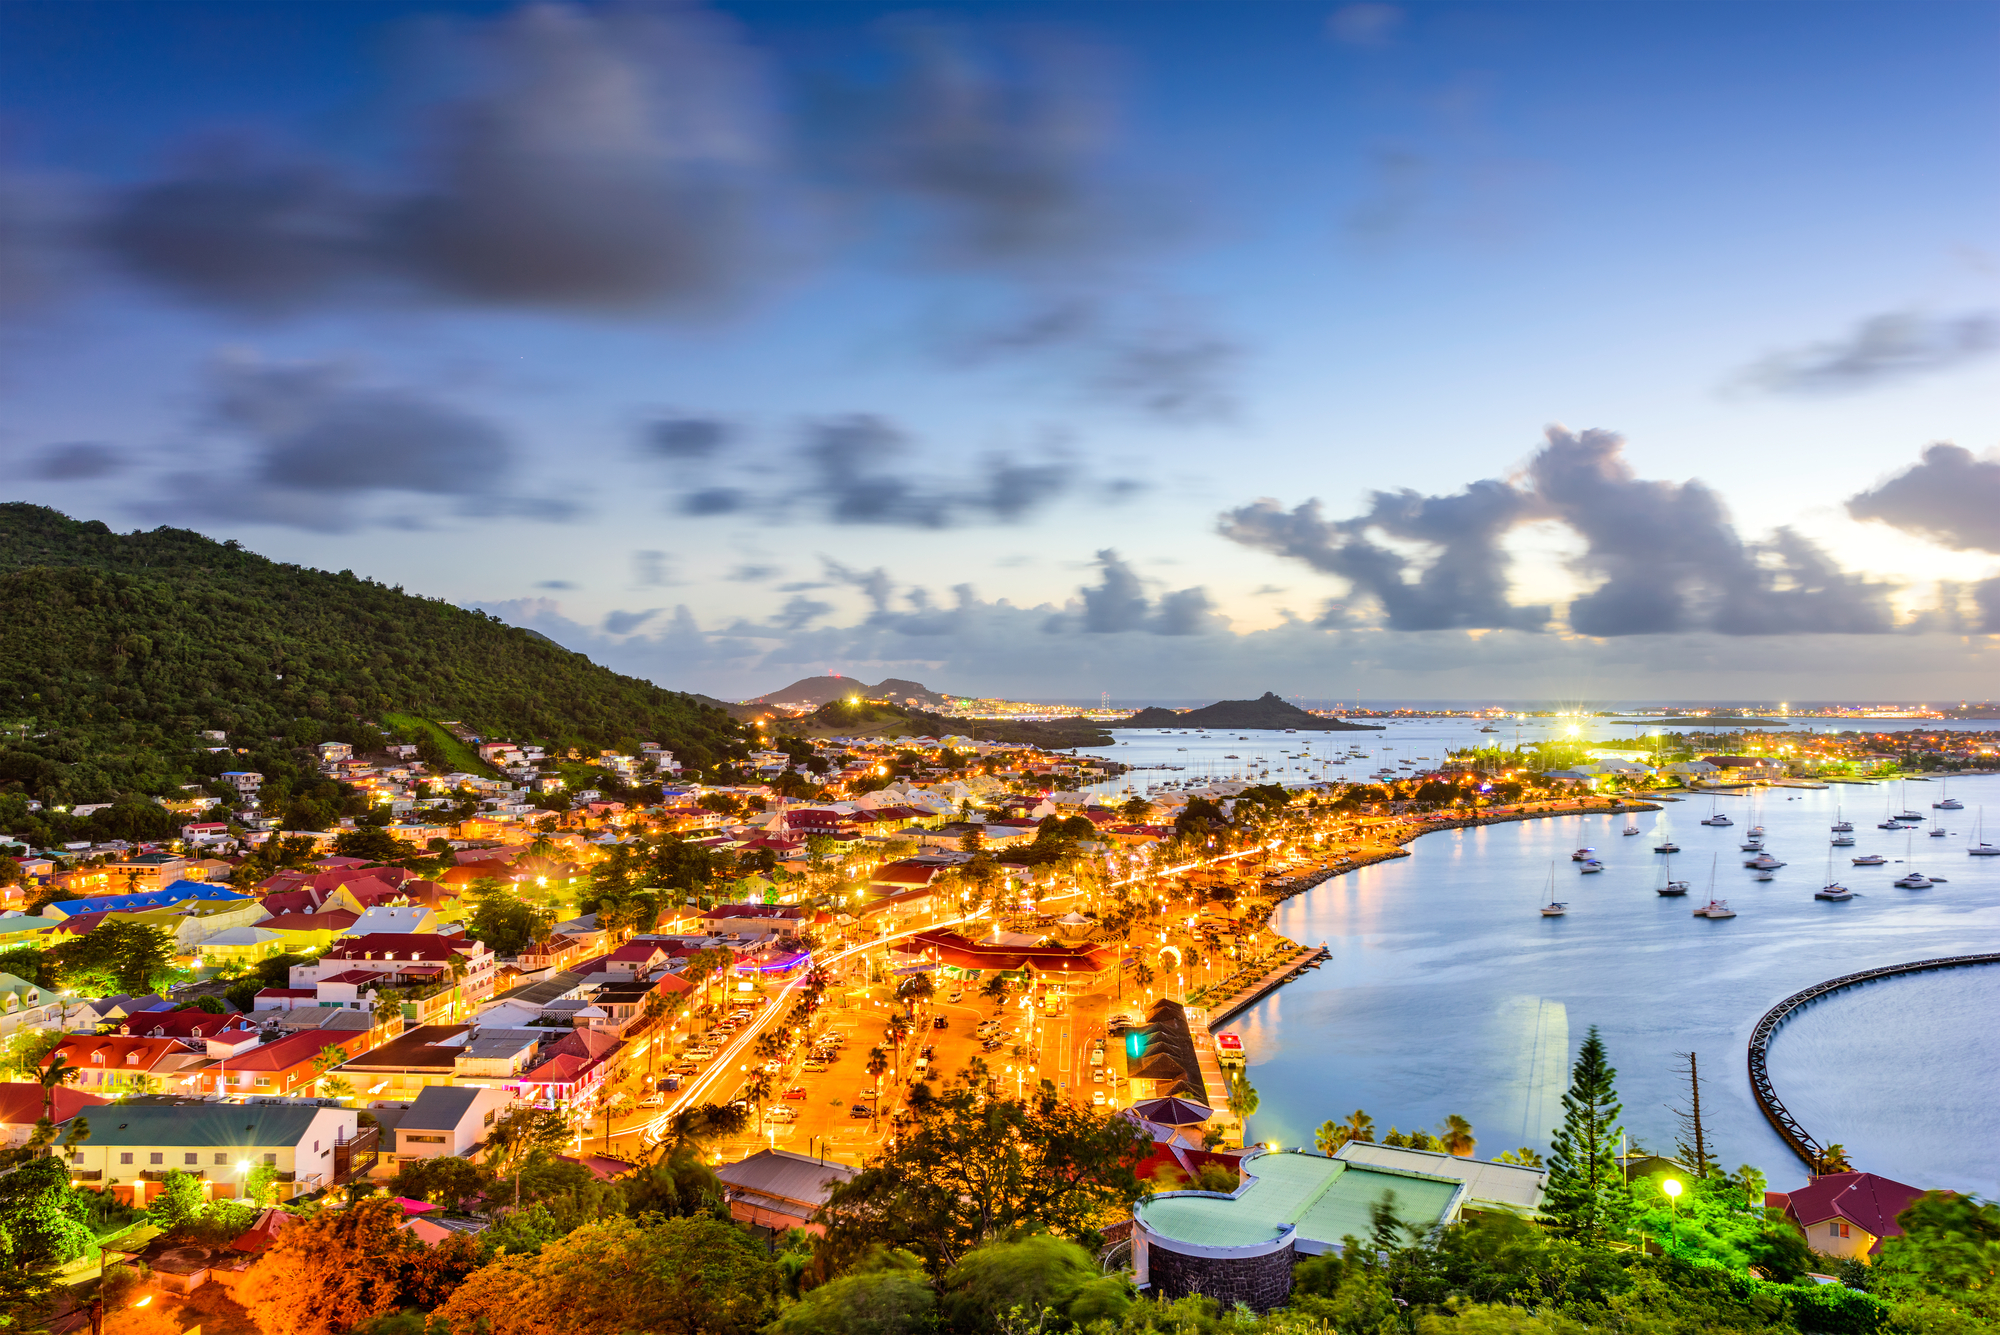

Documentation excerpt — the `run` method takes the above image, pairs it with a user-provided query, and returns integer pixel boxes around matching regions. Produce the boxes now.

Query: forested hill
[0,505,746,809]
[1126,692,1385,732]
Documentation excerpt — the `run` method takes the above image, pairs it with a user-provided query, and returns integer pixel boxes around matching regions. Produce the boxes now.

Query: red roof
[0,1081,107,1125]
[256,988,318,999]
[321,934,473,962]
[221,1029,352,1072]
[229,1207,296,1253]
[902,928,1115,975]
[316,969,388,986]
[1784,1172,1927,1247]
[871,860,943,887]
[48,1035,196,1072]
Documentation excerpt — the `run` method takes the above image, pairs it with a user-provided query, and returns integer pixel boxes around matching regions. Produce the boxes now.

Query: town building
[1769,1172,1926,1264]
[58,1103,365,1205]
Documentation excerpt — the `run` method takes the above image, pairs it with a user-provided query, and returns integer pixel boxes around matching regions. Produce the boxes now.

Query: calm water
[1075,724,2000,1195]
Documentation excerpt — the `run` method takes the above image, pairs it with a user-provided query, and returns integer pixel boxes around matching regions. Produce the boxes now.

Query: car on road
[932,1016,949,1029]
[848,1104,874,1118]
[947,990,964,1003]
[783,1087,807,1100]
[639,1093,666,1108]
[1092,1090,1106,1106]
[1092,1069,1104,1084]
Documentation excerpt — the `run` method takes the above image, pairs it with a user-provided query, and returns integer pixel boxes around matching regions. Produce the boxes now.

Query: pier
[1746,953,2000,1171]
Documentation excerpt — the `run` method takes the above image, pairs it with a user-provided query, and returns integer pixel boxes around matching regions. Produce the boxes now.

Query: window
[120,1153,133,1166]
[483,1109,495,1127]
[71,1151,84,1163]
[185,1152,198,1165]
[263,1153,277,1165]
[214,1153,228,1166]
[1839,1223,1851,1239]
[254,1077,272,1089]
[405,1134,447,1144]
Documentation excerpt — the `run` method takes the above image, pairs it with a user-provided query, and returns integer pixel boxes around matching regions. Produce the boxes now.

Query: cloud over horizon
[1223,426,1902,637]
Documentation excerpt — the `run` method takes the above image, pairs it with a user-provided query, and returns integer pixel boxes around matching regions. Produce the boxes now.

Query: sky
[3,0,1999,704]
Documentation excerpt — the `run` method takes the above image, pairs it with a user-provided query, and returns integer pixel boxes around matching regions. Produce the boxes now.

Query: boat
[1658,880,1690,896]
[1539,866,1567,917]
[1654,841,1680,853]
[1744,853,1785,869]
[1699,813,1733,827]
[1693,898,1736,919]
[1830,807,1853,833]
[1623,824,1641,836]
[1929,823,1947,838]
[1877,821,1903,830]
[1571,848,1596,861]
[1579,859,1604,873]
[1740,838,1764,852]
[1748,825,1766,837]
[1935,780,1962,811]
[1479,725,1499,733]
[1831,833,1855,847]
[1894,871,1933,889]
[1852,853,1887,866]
[1969,808,2000,857]
[1816,883,1854,901]
[1753,869,1775,881]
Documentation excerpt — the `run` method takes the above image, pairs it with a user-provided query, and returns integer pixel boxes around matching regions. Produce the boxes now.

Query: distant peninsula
[1125,692,1386,732]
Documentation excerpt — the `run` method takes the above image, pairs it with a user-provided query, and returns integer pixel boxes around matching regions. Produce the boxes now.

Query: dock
[1198,942,1331,1026]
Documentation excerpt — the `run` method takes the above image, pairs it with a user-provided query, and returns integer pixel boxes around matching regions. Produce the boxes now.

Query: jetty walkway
[1746,953,2000,1170]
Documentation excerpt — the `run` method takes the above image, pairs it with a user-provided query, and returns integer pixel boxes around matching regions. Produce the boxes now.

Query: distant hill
[0,505,748,810]
[793,698,1115,749]
[1126,692,1384,732]
[754,675,953,710]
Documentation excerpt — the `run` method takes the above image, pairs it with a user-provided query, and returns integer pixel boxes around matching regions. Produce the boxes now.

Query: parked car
[848,1104,875,1118]
[765,1105,797,1124]
[639,1093,666,1108]
[783,1086,808,1100]
[802,1061,828,1073]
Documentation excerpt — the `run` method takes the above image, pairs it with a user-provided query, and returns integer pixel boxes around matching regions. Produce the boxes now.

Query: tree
[1342,1109,1376,1145]
[0,1155,95,1270]
[818,1076,1150,1273]
[1544,1025,1628,1242]
[433,1215,777,1335]
[1439,1114,1476,1158]
[941,1234,1133,1335]
[1871,1191,2000,1328]
[147,1170,208,1235]
[1671,1051,1717,1179]
[1818,1143,1854,1174]
[1226,1070,1259,1119]
[33,1048,77,1122]
[389,1156,493,1211]
[1494,1147,1544,1168]
[238,1195,478,1335]
[768,1247,936,1335]
[1315,1119,1344,1156]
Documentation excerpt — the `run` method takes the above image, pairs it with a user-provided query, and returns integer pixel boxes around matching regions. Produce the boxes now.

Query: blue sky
[3,1,1998,702]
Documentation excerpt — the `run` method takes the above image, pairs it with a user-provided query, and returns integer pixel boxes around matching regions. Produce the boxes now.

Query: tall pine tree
[1545,1025,1630,1241]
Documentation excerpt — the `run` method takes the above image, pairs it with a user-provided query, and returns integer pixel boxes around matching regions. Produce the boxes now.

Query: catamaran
[1969,809,2000,857]
[1693,855,1736,917]
[1816,847,1853,901]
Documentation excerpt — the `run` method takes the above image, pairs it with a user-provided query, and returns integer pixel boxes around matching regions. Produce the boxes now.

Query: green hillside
[0,505,746,829]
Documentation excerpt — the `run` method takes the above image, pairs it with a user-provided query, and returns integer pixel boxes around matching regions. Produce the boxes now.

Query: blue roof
[49,882,254,917]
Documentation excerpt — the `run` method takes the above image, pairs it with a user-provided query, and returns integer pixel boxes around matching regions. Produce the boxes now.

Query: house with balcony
[384,1085,516,1168]
[0,972,72,1039]
[190,1028,373,1099]
[293,934,497,1017]
[0,1081,106,1146]
[42,1034,211,1095]
[59,1103,363,1205]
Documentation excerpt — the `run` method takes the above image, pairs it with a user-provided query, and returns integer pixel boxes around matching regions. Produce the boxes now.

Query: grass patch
[382,712,501,778]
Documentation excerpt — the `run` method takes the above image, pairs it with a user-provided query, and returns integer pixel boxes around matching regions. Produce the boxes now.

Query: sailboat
[1623,822,1641,836]
[1969,808,2000,857]
[1699,797,1733,827]
[1894,827,1941,888]
[1816,845,1853,901]
[1934,779,1962,811]
[1693,856,1736,918]
[1830,806,1853,834]
[1540,865,1568,916]
[1655,849,1689,896]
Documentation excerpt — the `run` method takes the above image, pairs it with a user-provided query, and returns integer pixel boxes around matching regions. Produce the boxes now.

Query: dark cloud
[774,595,833,630]
[821,558,895,614]
[209,361,510,495]
[29,442,125,480]
[1327,4,1405,46]
[643,416,735,461]
[602,608,662,635]
[98,156,375,313]
[129,359,581,533]
[1729,311,1999,395]
[633,550,671,587]
[1222,425,1900,637]
[856,19,1151,270]
[680,487,750,516]
[1219,479,1546,631]
[795,414,1081,527]
[936,295,1242,423]
[1976,578,2000,635]
[729,564,782,583]
[537,579,578,590]
[1846,443,2000,554]
[98,6,777,314]
[1045,549,1222,636]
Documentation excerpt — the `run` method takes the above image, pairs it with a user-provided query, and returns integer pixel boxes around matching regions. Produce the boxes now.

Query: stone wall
[1146,1239,1296,1311]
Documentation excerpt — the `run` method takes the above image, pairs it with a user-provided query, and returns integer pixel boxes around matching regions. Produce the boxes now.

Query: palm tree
[1314,1119,1344,1156]
[1343,1109,1375,1144]
[1439,1114,1476,1157]
[35,1051,77,1122]
[1818,1144,1854,1174]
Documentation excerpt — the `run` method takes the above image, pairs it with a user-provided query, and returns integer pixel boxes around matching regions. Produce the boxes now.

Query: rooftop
[65,1103,336,1148]
[1134,1149,1461,1252]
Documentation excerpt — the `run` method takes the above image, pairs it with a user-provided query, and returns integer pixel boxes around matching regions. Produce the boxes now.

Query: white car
[764,1105,797,1124]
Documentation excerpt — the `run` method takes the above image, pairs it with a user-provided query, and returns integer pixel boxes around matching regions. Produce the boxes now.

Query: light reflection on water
[1217,771,2000,1192]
